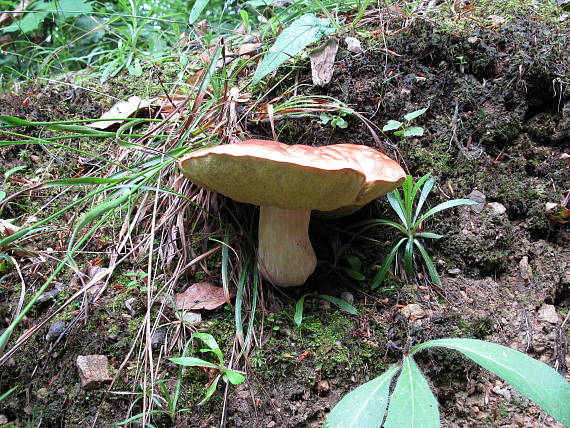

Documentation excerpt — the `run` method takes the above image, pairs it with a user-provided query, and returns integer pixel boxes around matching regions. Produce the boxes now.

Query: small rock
[179,311,202,325]
[151,329,167,349]
[124,297,137,316]
[345,37,363,53]
[492,385,512,401]
[400,304,426,320]
[487,202,506,215]
[545,202,558,213]
[448,268,461,275]
[76,355,112,390]
[519,256,532,281]
[467,36,479,44]
[46,320,67,342]
[467,190,486,213]
[316,379,330,393]
[0,414,8,424]
[37,387,50,401]
[538,304,559,324]
[266,422,277,428]
[37,287,61,305]
[340,291,354,305]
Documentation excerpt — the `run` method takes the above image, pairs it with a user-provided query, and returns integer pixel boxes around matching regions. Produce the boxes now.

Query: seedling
[170,333,245,404]
[382,107,428,137]
[325,338,570,427]
[357,173,476,287]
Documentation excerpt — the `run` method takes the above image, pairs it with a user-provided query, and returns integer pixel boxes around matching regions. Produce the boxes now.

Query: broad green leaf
[127,58,142,77]
[414,240,441,286]
[413,176,435,224]
[2,11,49,34]
[222,368,246,385]
[0,191,6,201]
[325,365,399,428]
[344,255,361,272]
[317,294,358,315]
[252,14,336,85]
[193,332,224,364]
[384,357,440,428]
[404,107,428,121]
[343,268,365,281]
[416,199,477,226]
[382,120,403,131]
[245,0,283,7]
[169,356,218,369]
[411,339,570,427]
[371,237,406,289]
[189,0,210,25]
[403,126,424,137]
[294,294,309,326]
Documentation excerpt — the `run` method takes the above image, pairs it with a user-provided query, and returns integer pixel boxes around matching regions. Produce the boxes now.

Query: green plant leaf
[387,191,408,228]
[189,0,211,25]
[343,268,365,281]
[252,13,336,85]
[413,176,435,224]
[4,165,26,179]
[382,120,403,131]
[414,240,441,286]
[411,339,570,427]
[354,219,408,235]
[371,237,406,289]
[317,294,358,315]
[193,332,224,364]
[415,232,443,239]
[2,11,49,34]
[200,374,221,404]
[403,237,414,277]
[0,386,17,402]
[222,368,246,385]
[416,199,477,226]
[404,107,428,121]
[403,126,424,137]
[0,190,6,201]
[325,365,399,428]
[294,294,309,326]
[384,356,440,428]
[127,58,142,76]
[169,356,219,369]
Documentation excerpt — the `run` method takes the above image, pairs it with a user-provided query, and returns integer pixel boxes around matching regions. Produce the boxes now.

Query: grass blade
[413,240,441,286]
[371,237,406,289]
[416,199,477,227]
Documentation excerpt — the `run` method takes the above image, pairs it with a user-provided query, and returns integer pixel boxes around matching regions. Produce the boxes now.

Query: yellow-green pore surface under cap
[178,140,406,211]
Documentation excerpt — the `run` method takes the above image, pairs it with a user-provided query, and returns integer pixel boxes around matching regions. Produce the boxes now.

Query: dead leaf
[175,281,234,311]
[238,43,262,56]
[0,219,19,238]
[88,96,156,130]
[310,38,339,86]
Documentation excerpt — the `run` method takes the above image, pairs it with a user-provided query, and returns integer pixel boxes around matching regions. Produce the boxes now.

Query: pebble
[519,256,532,281]
[345,37,363,53]
[151,329,166,349]
[0,414,8,425]
[487,202,506,215]
[179,311,202,325]
[340,291,354,305]
[467,190,486,213]
[316,379,330,393]
[448,268,461,275]
[37,287,61,305]
[538,304,559,324]
[46,320,67,342]
[76,355,112,390]
[400,304,427,320]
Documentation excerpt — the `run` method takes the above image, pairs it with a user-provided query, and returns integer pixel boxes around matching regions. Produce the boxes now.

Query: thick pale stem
[257,206,317,287]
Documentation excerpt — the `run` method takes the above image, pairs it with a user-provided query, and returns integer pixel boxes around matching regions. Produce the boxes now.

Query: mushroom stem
[258,206,317,287]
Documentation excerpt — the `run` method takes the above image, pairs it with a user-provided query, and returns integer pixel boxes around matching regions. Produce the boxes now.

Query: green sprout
[360,173,476,287]
[382,107,428,137]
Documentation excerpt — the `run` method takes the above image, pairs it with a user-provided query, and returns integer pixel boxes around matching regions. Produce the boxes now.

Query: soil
[0,5,569,428]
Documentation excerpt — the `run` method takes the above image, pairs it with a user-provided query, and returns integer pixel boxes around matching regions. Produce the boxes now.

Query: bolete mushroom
[178,140,405,287]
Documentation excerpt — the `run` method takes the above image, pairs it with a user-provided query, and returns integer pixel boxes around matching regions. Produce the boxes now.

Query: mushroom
[178,140,406,287]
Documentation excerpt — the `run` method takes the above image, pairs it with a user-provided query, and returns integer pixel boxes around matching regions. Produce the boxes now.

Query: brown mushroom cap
[178,140,406,211]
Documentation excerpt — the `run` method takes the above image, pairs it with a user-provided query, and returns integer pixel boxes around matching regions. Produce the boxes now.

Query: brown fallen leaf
[88,96,156,130]
[0,219,19,238]
[175,281,234,311]
[238,43,262,56]
[309,38,339,86]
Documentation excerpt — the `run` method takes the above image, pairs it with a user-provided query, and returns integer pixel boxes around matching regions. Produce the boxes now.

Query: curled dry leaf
[0,219,19,238]
[238,43,262,56]
[309,38,339,86]
[175,281,235,311]
[88,96,156,130]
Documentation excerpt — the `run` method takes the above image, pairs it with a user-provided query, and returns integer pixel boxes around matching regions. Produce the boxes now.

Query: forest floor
[0,2,569,427]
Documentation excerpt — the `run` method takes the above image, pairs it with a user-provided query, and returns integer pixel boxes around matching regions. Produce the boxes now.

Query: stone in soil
[76,355,112,390]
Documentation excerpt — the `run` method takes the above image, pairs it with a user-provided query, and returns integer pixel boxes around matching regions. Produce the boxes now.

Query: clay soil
[0,7,569,428]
